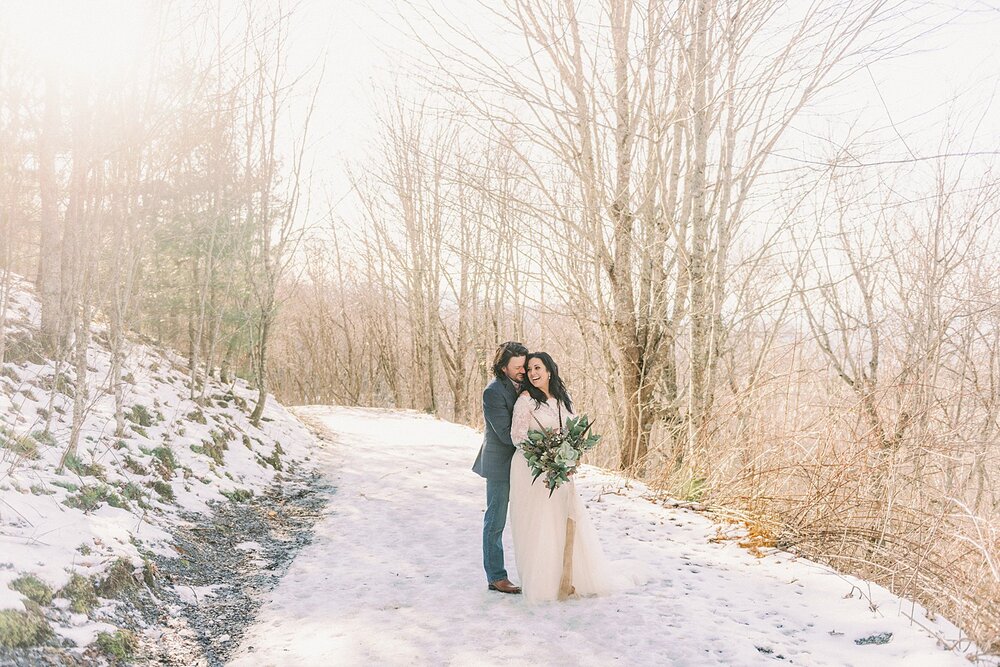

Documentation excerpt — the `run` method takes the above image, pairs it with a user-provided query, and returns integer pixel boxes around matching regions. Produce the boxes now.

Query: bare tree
[240,3,318,426]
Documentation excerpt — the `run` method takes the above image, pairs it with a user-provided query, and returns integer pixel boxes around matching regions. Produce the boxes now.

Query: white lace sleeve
[510,394,533,449]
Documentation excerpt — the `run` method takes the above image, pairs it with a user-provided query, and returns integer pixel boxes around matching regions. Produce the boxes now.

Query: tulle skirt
[509,452,622,602]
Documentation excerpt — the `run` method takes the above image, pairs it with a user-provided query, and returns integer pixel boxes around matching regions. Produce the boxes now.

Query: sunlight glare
[4,1,147,80]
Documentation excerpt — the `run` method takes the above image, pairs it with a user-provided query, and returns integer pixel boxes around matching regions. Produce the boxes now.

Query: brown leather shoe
[488,578,522,594]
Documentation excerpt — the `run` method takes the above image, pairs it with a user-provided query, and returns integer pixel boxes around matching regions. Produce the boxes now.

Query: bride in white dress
[508,352,623,602]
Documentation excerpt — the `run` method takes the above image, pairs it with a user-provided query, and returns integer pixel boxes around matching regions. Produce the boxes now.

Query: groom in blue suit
[472,341,529,594]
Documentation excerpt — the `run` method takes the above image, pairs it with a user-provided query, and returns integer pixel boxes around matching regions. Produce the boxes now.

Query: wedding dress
[509,393,625,602]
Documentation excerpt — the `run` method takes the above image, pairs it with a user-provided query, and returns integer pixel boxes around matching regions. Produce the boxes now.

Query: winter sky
[4,0,1000,224]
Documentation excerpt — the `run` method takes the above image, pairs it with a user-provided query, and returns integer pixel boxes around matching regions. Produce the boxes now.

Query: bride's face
[526,358,550,393]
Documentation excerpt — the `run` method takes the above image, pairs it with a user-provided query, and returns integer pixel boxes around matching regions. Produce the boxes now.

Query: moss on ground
[95,628,138,661]
[9,574,54,606]
[97,558,139,599]
[59,573,98,615]
[0,609,52,648]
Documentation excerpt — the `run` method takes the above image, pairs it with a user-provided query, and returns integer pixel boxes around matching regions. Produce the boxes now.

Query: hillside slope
[0,276,320,664]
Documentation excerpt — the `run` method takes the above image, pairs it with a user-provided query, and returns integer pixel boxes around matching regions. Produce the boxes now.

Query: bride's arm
[510,394,532,448]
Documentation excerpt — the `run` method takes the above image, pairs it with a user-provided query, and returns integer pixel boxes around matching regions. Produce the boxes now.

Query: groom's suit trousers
[483,478,511,582]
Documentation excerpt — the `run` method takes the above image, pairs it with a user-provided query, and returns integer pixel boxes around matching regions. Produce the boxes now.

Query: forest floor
[227,406,991,667]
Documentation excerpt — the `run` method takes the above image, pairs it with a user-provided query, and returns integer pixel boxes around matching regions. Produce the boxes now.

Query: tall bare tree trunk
[38,67,63,353]
[686,0,712,468]
[58,82,94,472]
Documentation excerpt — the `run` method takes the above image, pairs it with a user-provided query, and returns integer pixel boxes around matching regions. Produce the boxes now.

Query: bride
[509,351,623,602]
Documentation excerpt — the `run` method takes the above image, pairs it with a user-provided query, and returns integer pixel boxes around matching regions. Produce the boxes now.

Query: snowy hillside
[0,275,318,663]
[231,406,993,667]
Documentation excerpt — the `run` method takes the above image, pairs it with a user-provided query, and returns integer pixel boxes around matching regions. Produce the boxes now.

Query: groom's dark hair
[491,341,529,380]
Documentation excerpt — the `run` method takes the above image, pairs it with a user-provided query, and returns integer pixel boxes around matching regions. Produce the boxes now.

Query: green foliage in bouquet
[520,415,601,497]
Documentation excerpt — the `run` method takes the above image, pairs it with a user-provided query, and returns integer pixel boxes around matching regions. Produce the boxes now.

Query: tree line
[0,2,315,470]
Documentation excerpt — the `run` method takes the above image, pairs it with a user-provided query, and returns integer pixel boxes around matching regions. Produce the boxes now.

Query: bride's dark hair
[522,352,573,413]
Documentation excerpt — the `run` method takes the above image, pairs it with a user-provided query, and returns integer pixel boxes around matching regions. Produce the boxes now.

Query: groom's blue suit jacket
[472,377,518,481]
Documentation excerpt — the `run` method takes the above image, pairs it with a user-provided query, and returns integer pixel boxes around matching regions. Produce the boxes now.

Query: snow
[0,274,315,651]
[229,406,989,666]
[175,584,226,606]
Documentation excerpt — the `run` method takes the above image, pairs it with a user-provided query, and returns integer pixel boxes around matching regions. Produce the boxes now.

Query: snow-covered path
[228,407,973,666]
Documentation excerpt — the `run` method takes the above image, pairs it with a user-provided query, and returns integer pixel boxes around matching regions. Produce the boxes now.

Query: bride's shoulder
[514,391,532,406]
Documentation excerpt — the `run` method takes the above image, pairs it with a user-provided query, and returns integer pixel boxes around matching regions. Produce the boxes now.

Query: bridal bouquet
[520,415,601,497]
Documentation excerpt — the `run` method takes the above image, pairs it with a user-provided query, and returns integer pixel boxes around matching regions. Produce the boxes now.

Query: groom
[472,341,528,594]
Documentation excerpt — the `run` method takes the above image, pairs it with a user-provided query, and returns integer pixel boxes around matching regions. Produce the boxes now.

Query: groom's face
[503,356,526,384]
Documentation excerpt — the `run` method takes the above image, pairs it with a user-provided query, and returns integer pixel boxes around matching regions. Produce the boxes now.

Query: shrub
[681,476,707,502]
[9,574,54,606]
[117,482,149,508]
[123,455,149,476]
[125,404,155,427]
[29,484,54,496]
[97,558,139,598]
[63,485,128,513]
[141,557,159,589]
[191,440,225,465]
[150,447,176,480]
[0,609,52,648]
[186,409,207,424]
[0,428,39,460]
[221,488,253,503]
[60,573,98,614]
[53,373,75,397]
[148,480,174,502]
[212,428,232,448]
[262,445,282,472]
[2,331,44,365]
[31,430,57,447]
[63,454,106,480]
[95,629,138,660]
